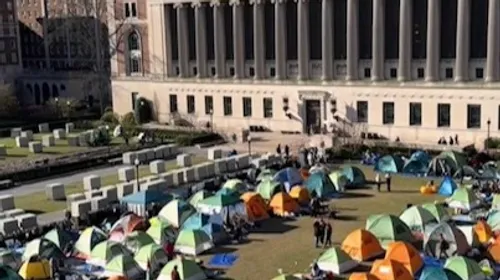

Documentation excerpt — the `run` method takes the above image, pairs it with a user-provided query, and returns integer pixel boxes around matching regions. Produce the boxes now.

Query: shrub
[100,111,119,125]
[0,85,20,118]
[485,137,500,149]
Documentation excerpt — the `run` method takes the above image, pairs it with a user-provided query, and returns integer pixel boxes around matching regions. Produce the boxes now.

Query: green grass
[0,132,126,164]
[14,156,206,213]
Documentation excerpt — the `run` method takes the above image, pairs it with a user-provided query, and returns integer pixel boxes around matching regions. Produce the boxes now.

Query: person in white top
[375,173,381,192]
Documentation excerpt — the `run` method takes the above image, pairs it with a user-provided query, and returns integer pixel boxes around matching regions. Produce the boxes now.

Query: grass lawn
[0,132,126,164]
[14,156,207,213]
[206,164,443,280]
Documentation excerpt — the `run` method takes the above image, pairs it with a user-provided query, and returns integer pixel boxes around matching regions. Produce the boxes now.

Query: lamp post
[487,118,491,154]
[209,109,214,132]
[134,158,140,190]
[247,135,252,156]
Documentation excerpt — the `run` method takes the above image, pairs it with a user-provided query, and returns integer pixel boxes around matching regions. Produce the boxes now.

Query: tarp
[273,167,303,189]
[384,241,423,276]
[365,215,414,248]
[240,192,270,221]
[317,247,358,274]
[342,166,366,187]
[438,177,458,197]
[269,192,300,216]
[403,151,431,175]
[120,190,173,206]
[304,172,336,198]
[370,259,413,280]
[341,229,384,261]
[374,155,404,174]
[444,256,486,280]
[424,223,469,258]
[18,259,50,280]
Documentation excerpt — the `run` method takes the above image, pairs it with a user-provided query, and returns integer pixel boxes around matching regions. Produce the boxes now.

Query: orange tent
[341,229,384,261]
[269,192,300,216]
[384,241,423,276]
[370,259,413,280]
[289,186,311,205]
[240,192,270,221]
[349,273,380,280]
[108,276,127,280]
[487,243,500,263]
[475,220,493,243]
[299,168,310,180]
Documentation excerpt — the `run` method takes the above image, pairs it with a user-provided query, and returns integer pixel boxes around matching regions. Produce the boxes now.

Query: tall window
[169,94,178,113]
[382,102,395,124]
[131,92,138,110]
[437,103,451,127]
[409,102,422,126]
[204,96,213,115]
[187,95,195,114]
[223,96,232,116]
[263,98,273,118]
[356,101,368,123]
[127,31,142,75]
[124,2,137,18]
[467,104,481,128]
[243,97,252,117]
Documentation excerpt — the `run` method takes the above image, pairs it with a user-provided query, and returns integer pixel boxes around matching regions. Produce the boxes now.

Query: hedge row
[135,128,224,146]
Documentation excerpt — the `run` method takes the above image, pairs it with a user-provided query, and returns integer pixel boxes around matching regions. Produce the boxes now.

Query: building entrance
[305,99,321,134]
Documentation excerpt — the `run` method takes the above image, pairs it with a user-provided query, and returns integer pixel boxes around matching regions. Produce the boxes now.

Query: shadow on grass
[341,192,374,199]
[26,209,46,215]
[209,246,238,255]
[335,214,358,221]
[3,154,28,158]
[251,218,298,234]
[389,190,419,194]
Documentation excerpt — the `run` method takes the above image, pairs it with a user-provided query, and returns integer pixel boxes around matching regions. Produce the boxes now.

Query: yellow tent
[18,259,51,280]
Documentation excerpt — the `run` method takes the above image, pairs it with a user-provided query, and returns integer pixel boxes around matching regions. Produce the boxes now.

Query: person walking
[313,219,322,247]
[324,221,332,248]
[276,144,282,156]
[375,173,381,192]
[171,265,181,280]
[385,173,392,192]
[437,233,450,259]
[284,145,290,159]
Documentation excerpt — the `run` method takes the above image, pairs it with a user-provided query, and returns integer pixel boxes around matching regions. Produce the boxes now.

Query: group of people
[374,172,392,192]
[312,218,333,248]
[437,134,460,146]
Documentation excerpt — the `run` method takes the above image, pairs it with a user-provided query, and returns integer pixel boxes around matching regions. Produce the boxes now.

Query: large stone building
[0,0,22,83]
[110,0,499,146]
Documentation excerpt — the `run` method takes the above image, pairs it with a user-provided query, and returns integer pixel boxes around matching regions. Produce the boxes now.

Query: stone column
[455,0,470,81]
[321,0,334,80]
[252,0,266,79]
[232,0,245,79]
[164,5,174,77]
[275,0,287,80]
[297,0,310,80]
[398,0,412,81]
[212,1,226,78]
[346,0,359,81]
[194,3,208,78]
[425,0,440,81]
[176,4,189,77]
[371,0,384,81]
[486,0,500,82]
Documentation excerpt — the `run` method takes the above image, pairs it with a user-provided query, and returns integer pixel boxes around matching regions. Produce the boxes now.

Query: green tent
[43,228,72,252]
[492,194,500,210]
[157,258,206,280]
[105,254,144,279]
[328,171,348,192]
[439,151,467,172]
[487,211,500,231]
[424,223,469,258]
[0,264,22,280]
[365,214,384,229]
[316,247,358,274]
[134,244,168,271]
[399,206,437,232]
[158,199,195,228]
[22,238,64,261]
[188,190,211,208]
[146,220,176,244]
[421,203,450,222]
[175,229,213,256]
[74,226,107,257]
[365,214,413,248]
[304,172,337,198]
[257,169,276,182]
[196,193,242,213]
[444,256,486,280]
[90,241,130,265]
[448,188,481,210]
[222,179,246,193]
[342,165,366,187]
[256,179,283,200]
[124,231,155,254]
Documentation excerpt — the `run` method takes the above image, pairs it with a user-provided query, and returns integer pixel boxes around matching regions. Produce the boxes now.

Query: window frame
[466,104,481,129]
[382,102,395,125]
[186,95,195,114]
[223,96,233,116]
[437,103,451,127]
[263,97,273,118]
[204,96,213,115]
[356,101,368,123]
[242,97,252,117]
[409,102,422,126]
[169,94,178,113]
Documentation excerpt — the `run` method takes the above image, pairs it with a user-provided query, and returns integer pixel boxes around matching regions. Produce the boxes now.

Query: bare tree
[0,84,19,119]
[41,0,128,113]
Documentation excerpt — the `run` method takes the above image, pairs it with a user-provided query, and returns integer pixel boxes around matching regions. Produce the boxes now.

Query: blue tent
[438,177,458,197]
[374,155,405,173]
[403,151,431,175]
[181,213,223,239]
[342,166,366,187]
[304,172,336,198]
[480,167,500,180]
[419,267,461,280]
[273,167,303,189]
[120,190,173,206]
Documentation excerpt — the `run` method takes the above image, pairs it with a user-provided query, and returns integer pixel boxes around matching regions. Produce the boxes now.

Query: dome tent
[342,165,366,187]
[424,223,469,258]
[374,155,404,173]
[438,177,458,197]
[365,214,414,248]
[304,172,337,198]
[403,151,430,175]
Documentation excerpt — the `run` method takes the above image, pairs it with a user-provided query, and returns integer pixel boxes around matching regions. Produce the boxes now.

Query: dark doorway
[34,84,41,105]
[305,100,321,134]
[42,83,50,104]
[52,84,59,98]
[88,95,94,107]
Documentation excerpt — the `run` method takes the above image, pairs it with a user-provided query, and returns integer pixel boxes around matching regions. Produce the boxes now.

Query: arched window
[127,31,142,75]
